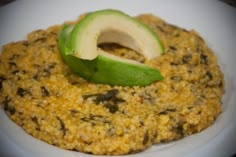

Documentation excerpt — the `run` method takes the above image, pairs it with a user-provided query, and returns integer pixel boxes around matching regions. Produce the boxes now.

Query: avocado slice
[58,9,164,86]
[66,9,163,60]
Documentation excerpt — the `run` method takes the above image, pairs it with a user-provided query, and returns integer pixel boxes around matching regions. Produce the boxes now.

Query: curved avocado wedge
[58,10,164,86]
[66,9,164,60]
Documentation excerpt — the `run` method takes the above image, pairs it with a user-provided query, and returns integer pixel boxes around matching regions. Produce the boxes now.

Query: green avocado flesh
[58,9,164,86]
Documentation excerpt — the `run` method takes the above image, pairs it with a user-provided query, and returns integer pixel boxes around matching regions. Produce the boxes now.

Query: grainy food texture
[0,14,224,155]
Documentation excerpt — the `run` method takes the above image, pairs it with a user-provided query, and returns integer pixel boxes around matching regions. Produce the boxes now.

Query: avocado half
[58,9,164,86]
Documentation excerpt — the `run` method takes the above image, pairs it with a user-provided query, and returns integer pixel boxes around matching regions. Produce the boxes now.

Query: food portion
[0,10,224,155]
[59,9,163,86]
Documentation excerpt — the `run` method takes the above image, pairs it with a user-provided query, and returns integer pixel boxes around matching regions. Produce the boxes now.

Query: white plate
[0,0,236,157]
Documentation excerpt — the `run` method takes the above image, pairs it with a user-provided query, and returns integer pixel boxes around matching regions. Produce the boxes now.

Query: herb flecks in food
[83,89,125,113]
